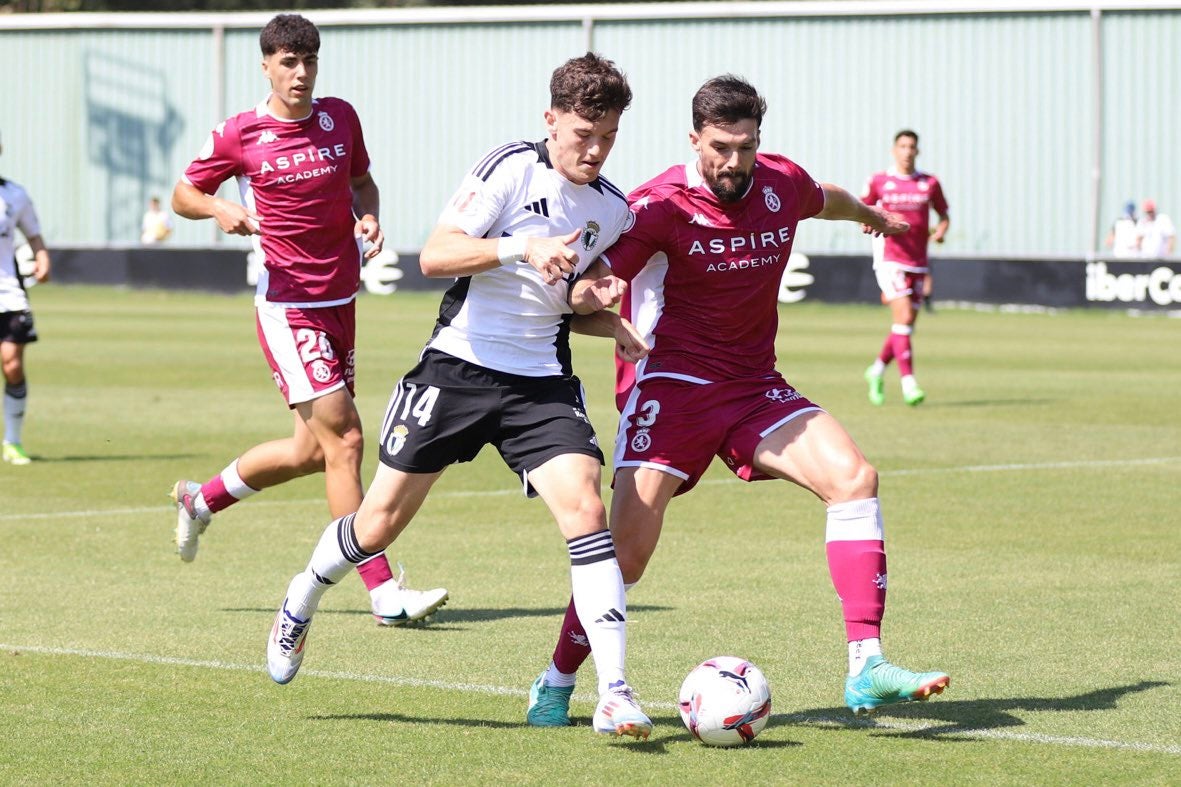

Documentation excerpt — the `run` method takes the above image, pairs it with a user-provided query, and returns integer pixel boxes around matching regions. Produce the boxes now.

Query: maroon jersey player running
[524,75,949,726]
[169,14,446,626]
[861,130,949,406]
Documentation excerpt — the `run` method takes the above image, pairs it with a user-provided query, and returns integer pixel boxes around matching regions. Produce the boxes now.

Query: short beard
[706,170,750,203]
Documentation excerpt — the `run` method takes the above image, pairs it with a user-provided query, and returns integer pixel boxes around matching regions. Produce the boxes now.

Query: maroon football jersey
[183,96,371,305]
[603,153,824,396]
[861,169,947,272]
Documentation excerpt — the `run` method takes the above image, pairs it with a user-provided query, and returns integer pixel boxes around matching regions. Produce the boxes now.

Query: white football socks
[4,381,26,445]
[221,458,260,502]
[568,529,628,695]
[286,514,377,620]
[849,637,883,676]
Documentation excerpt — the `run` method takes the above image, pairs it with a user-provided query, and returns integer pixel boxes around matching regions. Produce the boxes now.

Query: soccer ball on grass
[678,656,772,746]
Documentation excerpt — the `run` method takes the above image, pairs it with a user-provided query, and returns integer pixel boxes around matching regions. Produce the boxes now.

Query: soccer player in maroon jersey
[861,130,949,406]
[525,76,949,723]
[168,14,447,626]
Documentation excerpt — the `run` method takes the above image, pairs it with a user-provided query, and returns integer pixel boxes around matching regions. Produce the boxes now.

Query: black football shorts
[377,350,604,490]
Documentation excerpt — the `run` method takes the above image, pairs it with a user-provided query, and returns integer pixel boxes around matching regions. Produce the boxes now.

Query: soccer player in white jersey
[861,130,949,406]
[170,14,447,626]
[266,53,654,740]
[0,131,52,466]
[526,76,950,724]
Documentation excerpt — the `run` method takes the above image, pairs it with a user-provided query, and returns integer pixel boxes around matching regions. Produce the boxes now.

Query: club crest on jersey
[763,186,781,213]
[581,220,601,251]
[318,111,334,132]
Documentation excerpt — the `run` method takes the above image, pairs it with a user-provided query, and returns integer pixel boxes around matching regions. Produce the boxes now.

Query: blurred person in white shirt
[1136,199,1176,258]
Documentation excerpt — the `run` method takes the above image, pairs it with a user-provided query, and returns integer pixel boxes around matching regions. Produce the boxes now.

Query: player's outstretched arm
[171,180,260,237]
[570,310,649,363]
[569,260,627,314]
[420,225,581,285]
[816,182,909,237]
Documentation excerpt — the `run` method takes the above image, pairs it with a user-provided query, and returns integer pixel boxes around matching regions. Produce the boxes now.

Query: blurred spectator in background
[1136,199,1175,258]
[140,195,173,244]
[1105,201,1140,258]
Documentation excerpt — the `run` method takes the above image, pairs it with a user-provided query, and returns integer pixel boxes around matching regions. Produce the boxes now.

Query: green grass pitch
[0,285,1177,784]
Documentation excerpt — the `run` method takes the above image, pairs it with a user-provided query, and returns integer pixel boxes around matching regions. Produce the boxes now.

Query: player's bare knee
[824,456,877,503]
[845,459,879,500]
[353,508,394,552]
[617,553,648,585]
[337,425,364,457]
[558,497,607,538]
[1,360,22,383]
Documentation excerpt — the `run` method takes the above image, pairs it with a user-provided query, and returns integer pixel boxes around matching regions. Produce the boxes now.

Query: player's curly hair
[260,14,320,57]
[692,75,767,132]
[550,53,632,121]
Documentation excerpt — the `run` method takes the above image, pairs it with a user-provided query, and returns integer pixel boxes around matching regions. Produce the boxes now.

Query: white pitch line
[3,643,1178,755]
[1,455,1177,523]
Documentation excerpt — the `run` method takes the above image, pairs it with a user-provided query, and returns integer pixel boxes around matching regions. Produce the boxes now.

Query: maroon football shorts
[255,301,357,407]
[614,373,823,495]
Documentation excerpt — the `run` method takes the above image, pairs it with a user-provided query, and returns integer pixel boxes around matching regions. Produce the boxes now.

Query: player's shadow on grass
[30,452,202,463]
[783,680,1169,741]
[312,712,520,729]
[311,711,800,751]
[223,603,673,627]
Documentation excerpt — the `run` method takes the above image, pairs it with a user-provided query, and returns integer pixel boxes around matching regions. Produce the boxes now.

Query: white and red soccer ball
[678,656,772,746]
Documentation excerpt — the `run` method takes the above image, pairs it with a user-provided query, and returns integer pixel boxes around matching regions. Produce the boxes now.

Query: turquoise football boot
[526,671,573,727]
[845,655,949,715]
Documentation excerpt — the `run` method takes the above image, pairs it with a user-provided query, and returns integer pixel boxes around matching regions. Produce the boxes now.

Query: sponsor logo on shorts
[630,428,652,453]
[764,387,802,404]
[272,372,284,390]
[311,360,332,384]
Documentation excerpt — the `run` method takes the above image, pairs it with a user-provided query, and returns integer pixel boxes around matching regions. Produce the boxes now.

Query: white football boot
[369,563,449,626]
[170,480,212,562]
[267,598,312,685]
[592,681,653,740]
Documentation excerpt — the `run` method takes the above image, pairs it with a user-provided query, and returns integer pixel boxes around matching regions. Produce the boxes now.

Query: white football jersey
[0,177,42,313]
[427,140,630,377]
